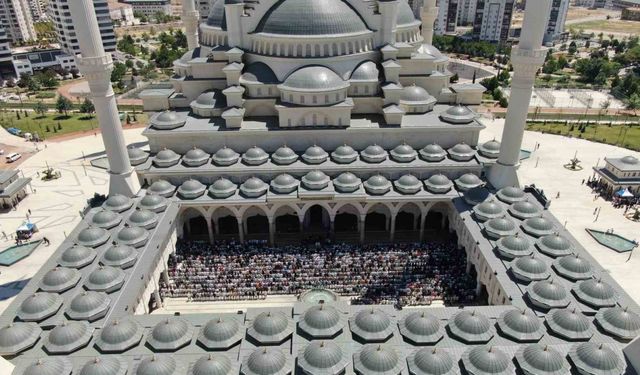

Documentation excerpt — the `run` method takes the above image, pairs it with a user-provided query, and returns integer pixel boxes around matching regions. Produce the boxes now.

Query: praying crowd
[160,240,477,307]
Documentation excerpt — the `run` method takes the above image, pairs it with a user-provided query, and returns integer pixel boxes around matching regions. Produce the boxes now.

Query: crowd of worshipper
[159,239,477,307]
[586,177,638,210]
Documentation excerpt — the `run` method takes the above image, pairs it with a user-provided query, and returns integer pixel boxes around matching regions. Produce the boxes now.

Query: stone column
[268,217,275,245]
[182,0,200,50]
[225,1,244,48]
[153,290,162,308]
[389,213,396,242]
[206,219,214,244]
[419,212,426,242]
[378,0,400,46]
[420,0,438,45]
[475,275,482,296]
[359,215,366,244]
[69,0,140,197]
[237,217,245,243]
[329,216,335,239]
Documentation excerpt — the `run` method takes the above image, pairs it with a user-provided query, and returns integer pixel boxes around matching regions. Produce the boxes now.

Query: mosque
[2,0,640,374]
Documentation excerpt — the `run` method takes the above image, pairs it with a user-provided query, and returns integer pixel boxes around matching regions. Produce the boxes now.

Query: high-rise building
[124,0,172,17]
[29,0,47,21]
[48,0,116,54]
[435,0,458,34]
[0,0,37,43]
[544,0,570,43]
[456,0,477,25]
[0,28,14,79]
[472,0,514,42]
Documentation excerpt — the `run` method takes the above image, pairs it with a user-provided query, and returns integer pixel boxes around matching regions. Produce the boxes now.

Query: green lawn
[526,122,640,151]
[569,19,640,35]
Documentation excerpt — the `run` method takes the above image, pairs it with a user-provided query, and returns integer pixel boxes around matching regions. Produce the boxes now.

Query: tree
[34,69,59,89]
[450,73,459,83]
[79,98,95,116]
[568,41,578,55]
[626,93,640,115]
[33,101,47,117]
[55,96,73,117]
[111,62,127,83]
[17,73,40,91]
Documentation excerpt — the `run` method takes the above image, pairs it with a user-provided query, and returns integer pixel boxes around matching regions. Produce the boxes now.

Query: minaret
[421,0,438,45]
[182,0,200,50]
[69,0,140,197]
[487,0,552,189]
[378,0,400,46]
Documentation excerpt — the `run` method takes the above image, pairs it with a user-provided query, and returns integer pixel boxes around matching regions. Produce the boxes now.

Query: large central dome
[255,0,370,35]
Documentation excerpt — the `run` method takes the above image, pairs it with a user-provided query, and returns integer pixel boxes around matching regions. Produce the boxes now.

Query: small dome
[136,355,177,375]
[281,66,347,92]
[510,255,550,282]
[128,146,149,166]
[527,279,570,309]
[420,144,447,162]
[473,200,505,221]
[208,178,237,198]
[212,147,240,166]
[96,318,143,353]
[390,143,417,162]
[194,91,218,107]
[0,322,42,355]
[59,245,97,268]
[496,234,533,259]
[424,174,453,194]
[350,61,379,81]
[546,308,593,340]
[522,216,556,237]
[515,345,570,375]
[537,234,574,257]
[139,194,168,212]
[128,209,158,229]
[401,86,433,103]
[497,186,527,204]
[272,146,298,165]
[361,145,388,163]
[298,304,344,338]
[394,174,422,194]
[40,267,80,293]
[350,308,393,342]
[302,145,329,164]
[148,180,176,197]
[241,62,278,84]
[509,200,541,220]
[462,346,513,375]
[333,172,361,193]
[596,307,640,340]
[85,265,125,293]
[448,310,494,344]
[569,343,625,375]
[198,316,243,349]
[448,143,475,161]
[364,175,392,195]
[270,174,298,194]
[79,357,127,375]
[440,105,476,124]
[242,347,288,375]
[455,173,484,191]
[147,317,193,351]
[354,344,402,375]
[248,311,292,344]
[479,139,501,158]
[17,292,63,322]
[91,210,122,229]
[117,226,149,247]
[331,144,358,164]
[302,170,330,190]
[407,348,456,375]
[573,279,617,307]
[66,291,110,321]
[191,354,234,375]
[399,311,443,344]
[498,309,544,342]
[183,147,209,167]
[463,187,492,206]
[243,146,269,166]
[240,177,268,198]
[45,321,94,354]
[298,341,348,375]
[77,227,110,248]
[153,149,181,168]
[23,358,72,375]
[178,179,206,199]
[621,155,639,164]
[484,217,517,239]
[553,254,592,280]
[150,111,186,130]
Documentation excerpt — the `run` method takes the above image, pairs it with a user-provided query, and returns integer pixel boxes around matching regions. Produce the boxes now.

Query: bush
[35,92,56,99]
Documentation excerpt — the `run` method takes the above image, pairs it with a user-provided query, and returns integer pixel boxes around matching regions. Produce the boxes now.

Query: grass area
[525,121,640,151]
[569,19,640,35]
[492,111,636,122]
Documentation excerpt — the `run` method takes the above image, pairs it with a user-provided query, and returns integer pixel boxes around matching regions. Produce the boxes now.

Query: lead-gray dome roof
[127,146,148,166]
[242,146,269,165]
[85,266,125,293]
[198,316,243,349]
[596,307,640,340]
[281,66,348,92]
[573,279,617,307]
[139,193,168,212]
[479,139,501,158]
[537,234,574,257]
[497,186,526,204]
[193,91,223,108]
[462,346,514,375]
[361,144,388,163]
[17,292,63,322]
[621,155,639,164]
[401,86,434,103]
[147,317,194,351]
[302,145,329,164]
[298,304,344,338]
[498,309,544,342]
[350,61,379,81]
[136,355,178,375]
[354,344,402,375]
[424,174,453,194]
[191,354,234,375]
[302,170,330,190]
[440,105,476,124]
[569,343,625,375]
[473,200,505,221]
[206,0,226,29]
[364,175,392,195]
[448,310,494,344]
[270,174,298,194]
[509,200,541,220]
[241,62,279,84]
[0,322,42,355]
[331,144,358,164]
[510,255,549,282]
[399,311,443,344]
[255,0,369,36]
[420,144,446,161]
[91,210,121,230]
[395,174,422,194]
[183,147,209,167]
[350,308,393,342]
[298,341,348,375]
[522,217,556,237]
[59,245,97,268]
[448,143,475,161]
[242,347,289,375]
[272,145,298,165]
[240,177,268,197]
[390,143,417,162]
[455,173,484,191]
[150,111,186,130]
[178,179,207,199]
[553,254,592,280]
[154,148,181,168]
[22,358,72,375]
[397,0,418,25]
[515,345,570,375]
[408,348,456,375]
[77,227,110,248]
[116,226,149,247]
[44,321,94,354]
[40,267,81,293]
[79,357,127,375]
[213,147,240,166]
[496,234,533,259]
[148,180,175,197]
[128,209,158,229]
[333,172,361,193]
[527,279,570,309]
[484,217,517,239]
[209,178,237,198]
[247,311,293,344]
[66,291,110,321]
[96,318,143,353]
[546,308,593,340]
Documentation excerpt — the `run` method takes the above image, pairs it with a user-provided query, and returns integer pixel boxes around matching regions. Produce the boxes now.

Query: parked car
[5,153,21,163]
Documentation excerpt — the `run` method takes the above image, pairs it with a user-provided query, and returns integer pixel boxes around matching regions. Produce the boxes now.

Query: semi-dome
[573,279,617,307]
[361,145,388,163]
[66,291,110,321]
[150,111,186,130]
[331,144,358,164]
[621,155,639,164]
[270,174,298,194]
[399,311,443,344]
[350,61,379,81]
[242,347,289,375]
[139,194,168,212]
[22,358,72,375]
[77,227,110,248]
[0,322,42,355]
[354,344,402,375]
[128,209,158,229]
[522,216,556,237]
[364,175,392,195]
[526,279,570,309]
[464,187,492,206]
[136,355,177,375]
[153,148,181,168]
[553,254,592,280]
[596,307,640,340]
[272,145,298,165]
[546,308,593,340]
[420,144,447,162]
[191,91,225,111]
[401,86,435,104]
[302,145,329,164]
[79,357,127,375]
[484,217,517,239]
[448,143,475,161]
[390,143,417,162]
[537,234,574,257]
[241,62,279,84]
[178,179,206,199]
[509,200,541,220]
[333,172,361,193]
[198,316,243,349]
[497,309,545,342]
[147,317,193,351]
[91,210,121,229]
[242,146,269,166]
[302,170,330,190]
[85,265,125,293]
[424,174,453,194]
[183,147,209,167]
[350,308,393,342]
[40,267,81,293]
[17,292,63,322]
[208,178,237,198]
[96,318,143,353]
[44,321,94,354]
[454,173,484,191]
[479,139,501,158]
[395,174,422,194]
[448,310,494,344]
[510,255,550,282]
[407,348,456,375]
[191,354,234,375]
[298,304,344,338]
[147,180,176,197]
[240,177,268,197]
[298,341,348,375]
[116,226,149,247]
[247,311,293,344]
[128,146,149,166]
[280,66,348,92]
[497,186,527,204]
[462,346,514,375]
[569,343,625,375]
[59,245,97,268]
[473,200,505,221]
[515,345,570,375]
[496,234,533,259]
[212,147,240,166]
[440,105,476,124]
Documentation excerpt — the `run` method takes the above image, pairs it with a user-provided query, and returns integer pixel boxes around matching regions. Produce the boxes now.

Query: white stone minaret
[487,0,552,189]
[69,0,140,197]
[420,0,438,45]
[182,0,200,50]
